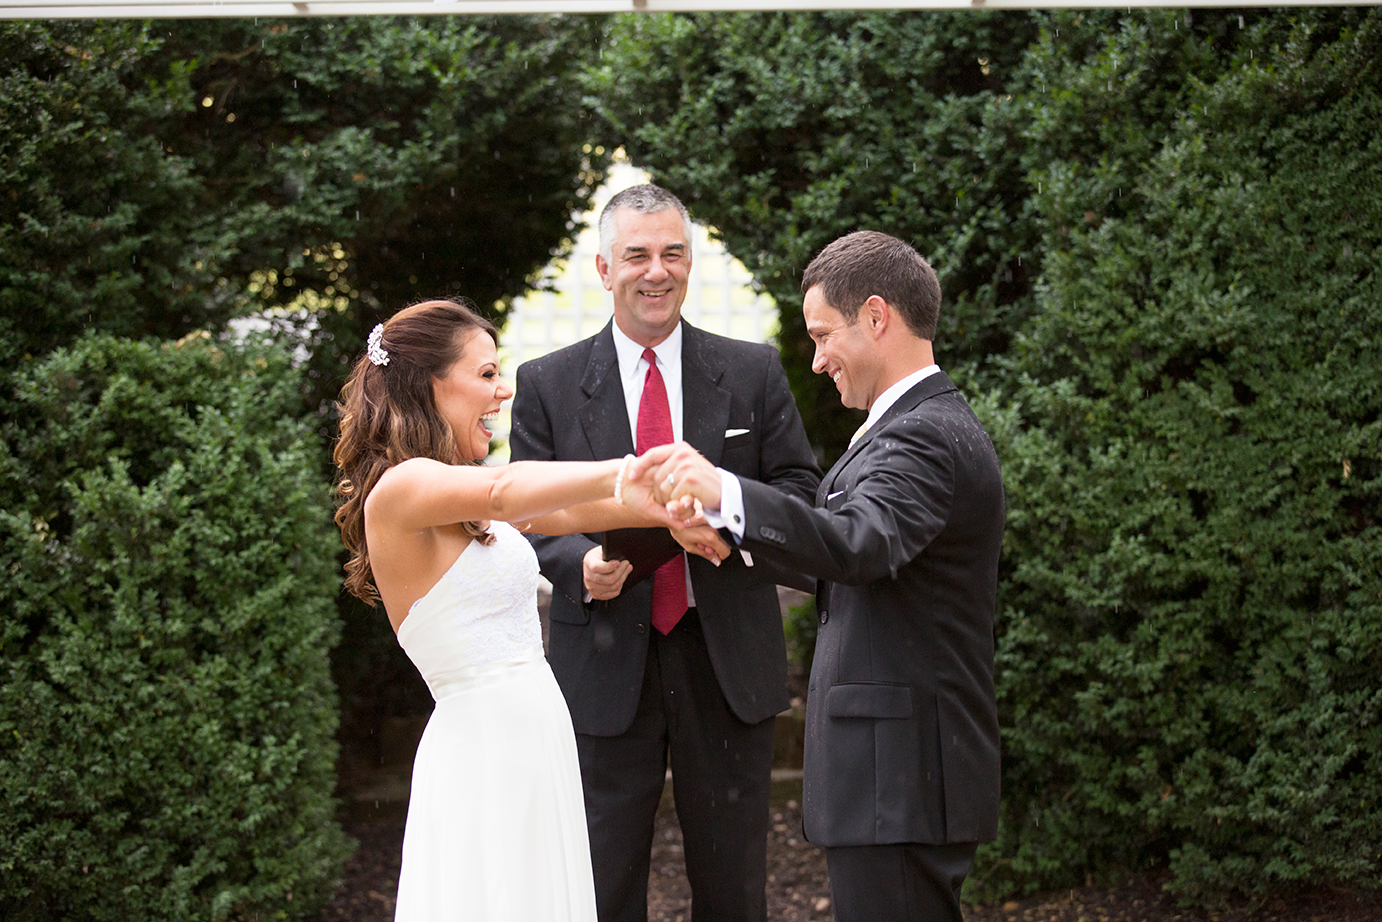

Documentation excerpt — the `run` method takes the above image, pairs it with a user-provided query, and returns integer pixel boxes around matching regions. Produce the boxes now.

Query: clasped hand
[609,444,731,574]
[625,442,725,521]
[590,445,730,601]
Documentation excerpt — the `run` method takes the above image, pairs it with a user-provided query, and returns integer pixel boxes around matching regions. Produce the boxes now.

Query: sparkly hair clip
[366,324,390,366]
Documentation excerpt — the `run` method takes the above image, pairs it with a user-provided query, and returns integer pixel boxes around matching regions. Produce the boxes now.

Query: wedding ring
[665,473,677,487]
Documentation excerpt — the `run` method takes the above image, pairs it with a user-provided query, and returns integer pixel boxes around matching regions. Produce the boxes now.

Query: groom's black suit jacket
[509,320,821,736]
[736,371,1005,847]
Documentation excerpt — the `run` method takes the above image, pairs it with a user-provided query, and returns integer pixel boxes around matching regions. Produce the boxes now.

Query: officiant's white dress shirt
[610,321,696,604]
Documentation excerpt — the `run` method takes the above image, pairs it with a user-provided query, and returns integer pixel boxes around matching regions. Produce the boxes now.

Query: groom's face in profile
[804,285,878,411]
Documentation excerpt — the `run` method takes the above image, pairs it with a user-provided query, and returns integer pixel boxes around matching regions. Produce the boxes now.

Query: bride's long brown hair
[334,298,499,605]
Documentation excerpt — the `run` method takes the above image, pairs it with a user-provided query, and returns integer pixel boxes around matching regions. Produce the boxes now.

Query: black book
[600,527,684,586]
[602,526,817,594]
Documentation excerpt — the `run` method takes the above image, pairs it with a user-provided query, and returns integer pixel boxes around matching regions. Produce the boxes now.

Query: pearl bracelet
[613,454,635,504]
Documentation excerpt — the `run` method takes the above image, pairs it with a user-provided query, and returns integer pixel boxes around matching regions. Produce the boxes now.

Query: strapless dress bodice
[396,521,543,700]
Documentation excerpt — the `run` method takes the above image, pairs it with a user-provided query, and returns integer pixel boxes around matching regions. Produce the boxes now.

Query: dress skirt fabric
[394,643,597,922]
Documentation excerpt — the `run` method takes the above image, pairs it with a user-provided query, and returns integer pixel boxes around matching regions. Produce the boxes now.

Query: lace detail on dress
[403,521,542,673]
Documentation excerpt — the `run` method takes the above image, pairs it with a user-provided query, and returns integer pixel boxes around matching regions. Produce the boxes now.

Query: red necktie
[637,347,687,634]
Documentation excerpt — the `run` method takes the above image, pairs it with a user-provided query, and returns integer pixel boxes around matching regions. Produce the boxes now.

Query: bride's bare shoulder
[366,458,442,516]
[375,457,445,487]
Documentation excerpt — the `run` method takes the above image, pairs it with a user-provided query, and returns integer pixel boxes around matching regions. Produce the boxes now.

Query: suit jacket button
[635,622,647,634]
[758,525,787,544]
[819,609,829,625]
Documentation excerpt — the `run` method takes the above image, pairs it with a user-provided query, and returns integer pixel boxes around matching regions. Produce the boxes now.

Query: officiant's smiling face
[432,328,512,462]
[597,206,692,348]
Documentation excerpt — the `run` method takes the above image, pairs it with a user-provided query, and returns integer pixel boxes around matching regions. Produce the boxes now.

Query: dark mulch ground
[643,777,835,922]
[965,878,1381,922]
[303,776,834,922]
[302,775,1379,922]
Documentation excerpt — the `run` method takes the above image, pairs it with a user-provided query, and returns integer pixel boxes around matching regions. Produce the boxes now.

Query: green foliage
[158,15,611,386]
[782,596,818,679]
[0,334,349,920]
[1,17,610,387]
[590,11,1040,461]
[593,7,1382,905]
[1,16,613,811]
[0,22,233,366]
[987,8,1382,904]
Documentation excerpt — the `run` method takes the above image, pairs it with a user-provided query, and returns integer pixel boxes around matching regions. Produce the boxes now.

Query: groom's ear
[863,296,889,337]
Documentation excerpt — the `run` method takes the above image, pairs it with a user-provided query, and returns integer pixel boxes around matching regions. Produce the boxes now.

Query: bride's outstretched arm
[515,497,654,537]
[367,456,669,534]
[519,500,731,565]
[367,456,727,562]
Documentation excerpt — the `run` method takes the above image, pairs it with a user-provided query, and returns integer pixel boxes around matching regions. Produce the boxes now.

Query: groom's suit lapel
[818,371,958,503]
[577,323,636,460]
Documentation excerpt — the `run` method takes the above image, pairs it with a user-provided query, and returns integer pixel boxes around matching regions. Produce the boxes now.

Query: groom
[509,184,821,922]
[635,230,1005,922]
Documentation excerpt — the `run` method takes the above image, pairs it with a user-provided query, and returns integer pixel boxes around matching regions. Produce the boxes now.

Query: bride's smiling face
[431,328,513,462]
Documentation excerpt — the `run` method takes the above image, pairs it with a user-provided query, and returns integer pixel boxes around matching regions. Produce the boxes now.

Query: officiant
[508,183,821,922]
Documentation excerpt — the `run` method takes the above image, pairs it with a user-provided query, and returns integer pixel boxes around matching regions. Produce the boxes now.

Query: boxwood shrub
[0,333,349,920]
[981,10,1382,904]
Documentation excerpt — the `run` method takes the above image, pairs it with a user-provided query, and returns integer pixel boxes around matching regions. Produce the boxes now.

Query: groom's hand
[633,442,723,510]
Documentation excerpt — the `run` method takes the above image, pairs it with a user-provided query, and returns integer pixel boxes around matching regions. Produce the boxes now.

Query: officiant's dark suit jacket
[508,319,821,736]
[736,371,1004,847]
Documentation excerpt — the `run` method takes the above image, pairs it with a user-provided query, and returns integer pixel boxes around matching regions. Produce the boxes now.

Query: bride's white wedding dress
[393,521,597,921]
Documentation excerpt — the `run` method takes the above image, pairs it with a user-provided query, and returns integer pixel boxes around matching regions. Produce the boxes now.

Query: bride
[332,299,726,921]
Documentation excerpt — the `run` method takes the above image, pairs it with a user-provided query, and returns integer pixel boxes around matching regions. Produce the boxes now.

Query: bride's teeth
[832,372,841,384]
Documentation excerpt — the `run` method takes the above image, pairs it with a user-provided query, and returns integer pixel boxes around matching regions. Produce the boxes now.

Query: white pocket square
[724,428,750,438]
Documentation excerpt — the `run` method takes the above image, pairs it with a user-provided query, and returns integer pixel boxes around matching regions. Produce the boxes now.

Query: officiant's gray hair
[598,183,692,262]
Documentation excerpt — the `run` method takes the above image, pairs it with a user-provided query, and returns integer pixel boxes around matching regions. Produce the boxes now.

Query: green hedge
[0,334,349,920]
[984,10,1382,903]
[588,9,1042,460]
[589,7,1382,904]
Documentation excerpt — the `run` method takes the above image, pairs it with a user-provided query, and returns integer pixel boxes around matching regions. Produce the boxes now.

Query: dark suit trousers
[576,607,775,922]
[825,841,977,922]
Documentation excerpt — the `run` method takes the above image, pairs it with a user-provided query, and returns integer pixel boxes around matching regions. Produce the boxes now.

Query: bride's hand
[670,506,731,566]
[616,455,677,526]
[626,446,676,502]
[630,442,723,510]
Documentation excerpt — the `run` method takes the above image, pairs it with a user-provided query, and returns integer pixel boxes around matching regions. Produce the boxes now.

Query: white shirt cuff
[701,468,746,543]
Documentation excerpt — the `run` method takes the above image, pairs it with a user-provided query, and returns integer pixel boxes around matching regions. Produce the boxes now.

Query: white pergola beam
[1,0,1373,19]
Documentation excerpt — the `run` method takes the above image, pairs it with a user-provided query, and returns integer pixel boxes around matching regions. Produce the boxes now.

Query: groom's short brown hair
[802,231,941,341]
